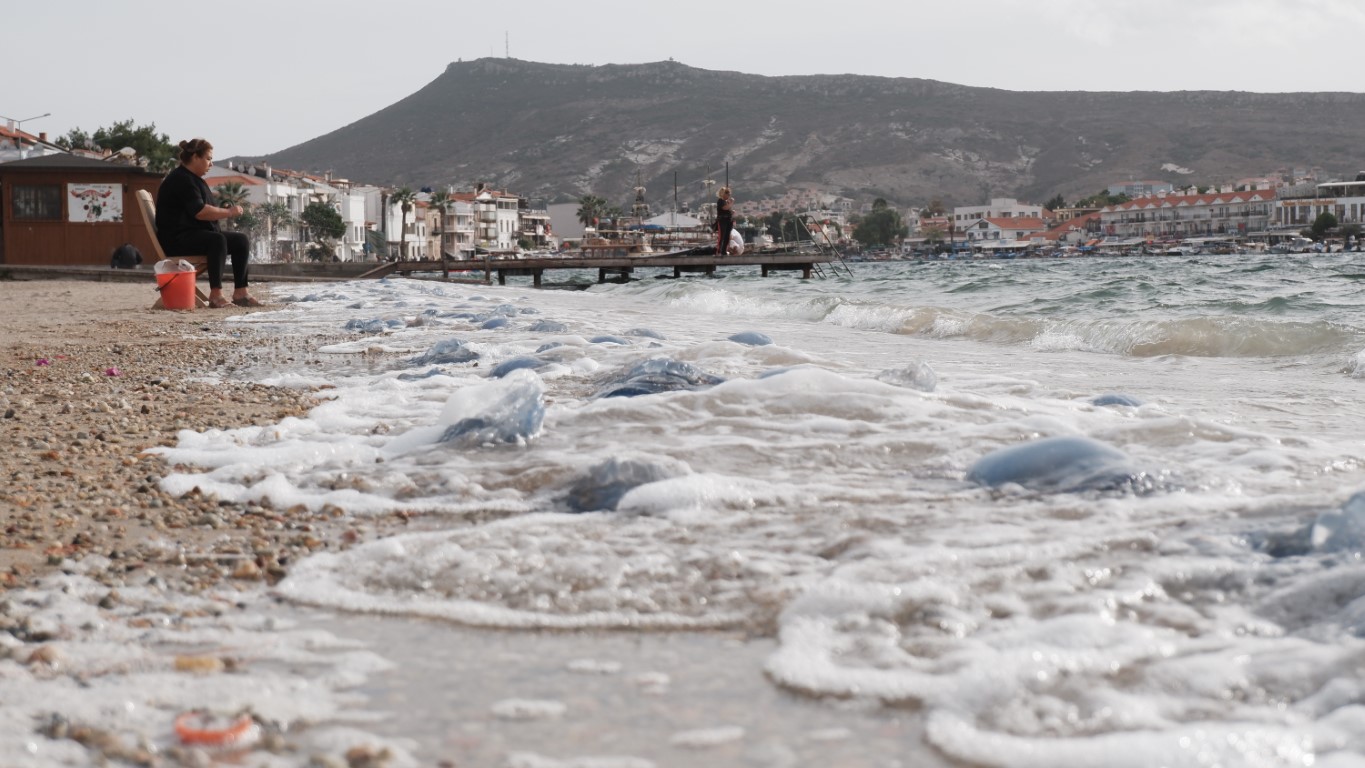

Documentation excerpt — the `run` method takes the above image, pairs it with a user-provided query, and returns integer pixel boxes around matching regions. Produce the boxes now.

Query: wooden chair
[135,189,210,309]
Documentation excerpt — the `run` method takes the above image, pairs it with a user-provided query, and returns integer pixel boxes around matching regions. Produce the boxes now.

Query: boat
[572,227,657,258]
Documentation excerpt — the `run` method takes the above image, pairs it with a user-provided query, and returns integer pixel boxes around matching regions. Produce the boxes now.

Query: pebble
[0,313,405,601]
[0,290,440,766]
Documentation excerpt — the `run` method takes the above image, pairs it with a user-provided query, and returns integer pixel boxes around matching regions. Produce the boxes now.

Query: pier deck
[0,250,838,288]
[369,250,835,286]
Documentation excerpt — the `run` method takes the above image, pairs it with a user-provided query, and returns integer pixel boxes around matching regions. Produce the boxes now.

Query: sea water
[39,254,1365,765]
[188,254,1365,765]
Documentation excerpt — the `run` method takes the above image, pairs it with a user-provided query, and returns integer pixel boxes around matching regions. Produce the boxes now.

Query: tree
[214,181,249,208]
[576,194,607,226]
[1044,193,1067,211]
[1311,211,1338,240]
[1074,189,1131,208]
[234,207,265,242]
[390,187,417,260]
[56,120,175,172]
[301,202,346,261]
[259,202,295,262]
[764,211,801,243]
[56,128,94,151]
[924,198,947,216]
[429,190,452,258]
[214,182,250,232]
[852,198,908,247]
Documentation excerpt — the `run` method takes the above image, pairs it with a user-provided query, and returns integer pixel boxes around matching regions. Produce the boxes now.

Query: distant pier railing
[372,248,836,286]
[0,247,838,287]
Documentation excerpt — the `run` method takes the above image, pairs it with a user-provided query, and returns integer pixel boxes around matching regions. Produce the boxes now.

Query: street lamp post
[0,112,52,136]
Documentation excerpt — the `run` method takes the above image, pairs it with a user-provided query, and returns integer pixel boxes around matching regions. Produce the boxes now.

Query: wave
[595,264,1365,360]
[1105,316,1357,357]
[819,302,1356,358]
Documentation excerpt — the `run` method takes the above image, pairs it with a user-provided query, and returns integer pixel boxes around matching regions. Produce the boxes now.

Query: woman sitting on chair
[155,138,262,308]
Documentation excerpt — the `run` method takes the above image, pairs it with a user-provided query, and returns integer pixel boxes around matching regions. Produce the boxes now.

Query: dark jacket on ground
[110,243,142,269]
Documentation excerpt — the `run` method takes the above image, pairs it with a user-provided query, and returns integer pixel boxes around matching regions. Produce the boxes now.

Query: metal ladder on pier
[797,214,853,278]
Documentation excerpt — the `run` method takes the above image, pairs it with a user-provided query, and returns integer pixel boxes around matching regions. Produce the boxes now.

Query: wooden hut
[0,154,161,266]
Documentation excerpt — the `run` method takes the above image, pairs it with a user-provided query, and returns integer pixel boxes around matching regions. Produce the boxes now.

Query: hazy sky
[6,0,1363,157]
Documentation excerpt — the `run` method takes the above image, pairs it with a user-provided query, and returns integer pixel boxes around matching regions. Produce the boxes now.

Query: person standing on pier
[715,186,735,256]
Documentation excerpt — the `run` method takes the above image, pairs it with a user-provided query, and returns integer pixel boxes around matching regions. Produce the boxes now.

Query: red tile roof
[206,174,265,187]
[983,216,1047,230]
[1037,211,1102,241]
[1103,190,1276,213]
[0,125,39,143]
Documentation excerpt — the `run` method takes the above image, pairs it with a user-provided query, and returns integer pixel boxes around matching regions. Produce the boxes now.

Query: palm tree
[429,190,452,260]
[390,187,417,261]
[259,201,295,262]
[576,194,606,227]
[215,181,250,232]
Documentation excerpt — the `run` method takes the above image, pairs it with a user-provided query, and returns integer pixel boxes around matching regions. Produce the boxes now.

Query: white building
[518,197,553,251]
[960,216,1048,242]
[0,124,63,164]
[1098,190,1276,239]
[331,182,368,261]
[474,189,521,252]
[951,198,1044,229]
[1108,180,1174,198]
[210,164,372,262]
[381,196,426,261]
[1273,178,1365,231]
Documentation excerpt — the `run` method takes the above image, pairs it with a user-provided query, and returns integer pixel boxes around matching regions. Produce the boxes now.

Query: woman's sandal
[232,296,264,308]
[208,298,233,309]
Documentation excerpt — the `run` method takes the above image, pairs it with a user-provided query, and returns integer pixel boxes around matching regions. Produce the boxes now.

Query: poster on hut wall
[67,183,123,223]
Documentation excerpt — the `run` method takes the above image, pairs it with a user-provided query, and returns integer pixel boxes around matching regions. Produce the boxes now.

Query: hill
[254,58,1365,211]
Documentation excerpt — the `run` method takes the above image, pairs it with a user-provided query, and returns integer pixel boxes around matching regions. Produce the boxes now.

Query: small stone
[26,645,62,668]
[173,655,225,674]
[231,560,262,580]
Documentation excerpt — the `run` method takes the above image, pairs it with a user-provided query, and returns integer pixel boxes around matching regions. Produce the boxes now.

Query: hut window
[12,184,62,220]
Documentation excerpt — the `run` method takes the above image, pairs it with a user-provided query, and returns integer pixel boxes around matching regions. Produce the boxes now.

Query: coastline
[0,276,948,767]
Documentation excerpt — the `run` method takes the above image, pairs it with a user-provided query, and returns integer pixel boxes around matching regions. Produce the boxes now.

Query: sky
[6,0,1364,157]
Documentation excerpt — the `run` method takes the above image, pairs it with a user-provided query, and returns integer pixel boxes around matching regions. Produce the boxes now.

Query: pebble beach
[0,278,367,592]
[0,278,431,766]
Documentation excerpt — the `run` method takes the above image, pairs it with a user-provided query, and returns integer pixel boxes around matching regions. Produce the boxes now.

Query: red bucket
[156,270,196,310]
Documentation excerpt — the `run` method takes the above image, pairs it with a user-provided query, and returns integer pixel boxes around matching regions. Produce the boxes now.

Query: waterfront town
[2,119,1361,267]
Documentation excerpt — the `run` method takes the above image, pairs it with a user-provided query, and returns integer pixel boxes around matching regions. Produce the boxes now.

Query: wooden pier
[0,249,839,289]
[361,250,835,286]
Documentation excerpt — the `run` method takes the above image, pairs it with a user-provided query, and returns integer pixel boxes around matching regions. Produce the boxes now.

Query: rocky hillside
[254,58,1365,210]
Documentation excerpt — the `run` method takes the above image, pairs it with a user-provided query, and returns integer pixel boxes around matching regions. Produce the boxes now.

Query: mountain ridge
[254,58,1365,210]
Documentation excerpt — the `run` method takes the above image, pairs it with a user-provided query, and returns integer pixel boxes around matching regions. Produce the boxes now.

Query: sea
[9,253,1365,767]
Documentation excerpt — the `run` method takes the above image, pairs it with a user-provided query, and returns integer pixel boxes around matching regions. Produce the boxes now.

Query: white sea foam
[111,258,1365,763]
[0,568,416,767]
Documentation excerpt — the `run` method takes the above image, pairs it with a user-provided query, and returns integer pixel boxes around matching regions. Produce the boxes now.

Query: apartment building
[1098,190,1277,239]
[951,198,1043,229]
[959,216,1048,242]
[1273,177,1365,230]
